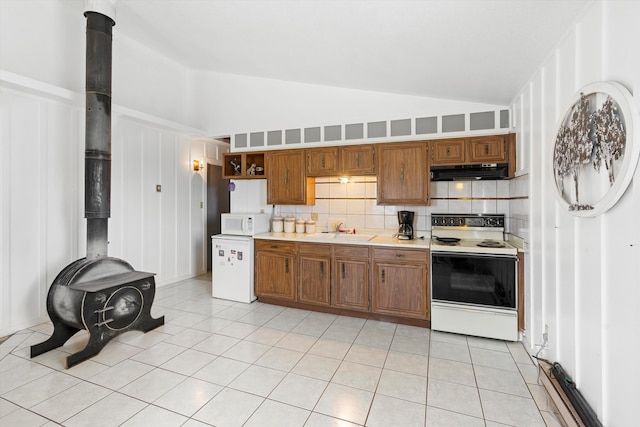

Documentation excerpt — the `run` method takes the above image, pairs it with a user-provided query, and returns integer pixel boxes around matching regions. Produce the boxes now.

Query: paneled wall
[512,1,640,424]
[0,82,216,337]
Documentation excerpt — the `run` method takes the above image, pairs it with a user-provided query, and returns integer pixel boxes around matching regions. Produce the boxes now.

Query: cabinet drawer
[297,242,332,255]
[334,245,369,259]
[373,247,428,263]
[255,240,296,253]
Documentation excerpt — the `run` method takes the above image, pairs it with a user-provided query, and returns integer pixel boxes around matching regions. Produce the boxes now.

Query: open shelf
[223,152,266,179]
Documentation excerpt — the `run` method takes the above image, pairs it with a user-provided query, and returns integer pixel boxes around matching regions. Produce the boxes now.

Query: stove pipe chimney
[84,4,115,259]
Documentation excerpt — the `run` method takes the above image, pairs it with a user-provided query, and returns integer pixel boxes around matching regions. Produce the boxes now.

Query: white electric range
[430,214,519,341]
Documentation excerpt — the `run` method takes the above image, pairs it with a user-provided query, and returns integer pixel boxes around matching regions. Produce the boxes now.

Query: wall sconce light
[193,159,204,171]
[339,177,350,184]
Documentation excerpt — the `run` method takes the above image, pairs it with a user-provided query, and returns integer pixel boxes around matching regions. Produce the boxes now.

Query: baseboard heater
[538,360,602,427]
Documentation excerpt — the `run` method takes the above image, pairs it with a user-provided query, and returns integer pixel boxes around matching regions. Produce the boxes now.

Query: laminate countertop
[254,232,430,249]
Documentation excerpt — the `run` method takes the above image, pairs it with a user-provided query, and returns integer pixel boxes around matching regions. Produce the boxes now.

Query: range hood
[430,163,509,181]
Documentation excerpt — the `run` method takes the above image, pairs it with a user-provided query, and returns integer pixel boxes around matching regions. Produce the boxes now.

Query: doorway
[206,164,230,271]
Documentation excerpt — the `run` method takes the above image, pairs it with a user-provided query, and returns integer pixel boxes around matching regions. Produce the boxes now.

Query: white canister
[305,220,316,234]
[272,216,283,232]
[296,218,306,233]
[284,217,296,233]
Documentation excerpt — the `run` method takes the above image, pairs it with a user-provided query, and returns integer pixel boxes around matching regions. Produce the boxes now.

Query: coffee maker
[397,210,415,240]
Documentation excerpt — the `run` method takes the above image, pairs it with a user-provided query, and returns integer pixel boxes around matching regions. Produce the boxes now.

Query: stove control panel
[432,214,505,228]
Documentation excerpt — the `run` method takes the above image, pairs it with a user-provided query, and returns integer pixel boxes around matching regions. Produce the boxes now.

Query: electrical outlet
[543,324,549,348]
[311,212,319,221]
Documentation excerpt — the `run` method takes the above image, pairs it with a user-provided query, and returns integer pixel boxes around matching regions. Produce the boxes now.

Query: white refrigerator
[211,234,256,303]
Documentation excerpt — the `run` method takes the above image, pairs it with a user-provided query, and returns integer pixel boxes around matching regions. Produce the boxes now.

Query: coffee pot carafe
[397,210,415,240]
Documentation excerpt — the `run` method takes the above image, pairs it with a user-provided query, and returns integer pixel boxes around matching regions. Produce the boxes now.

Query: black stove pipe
[84,11,114,259]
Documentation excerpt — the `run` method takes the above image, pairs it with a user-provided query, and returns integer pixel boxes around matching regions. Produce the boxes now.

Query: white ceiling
[114,0,591,106]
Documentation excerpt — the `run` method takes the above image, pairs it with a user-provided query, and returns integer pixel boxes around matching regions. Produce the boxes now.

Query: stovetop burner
[435,237,461,244]
[477,240,506,248]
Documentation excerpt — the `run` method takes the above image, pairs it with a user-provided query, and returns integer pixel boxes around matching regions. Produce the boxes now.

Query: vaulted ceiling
[114,0,590,106]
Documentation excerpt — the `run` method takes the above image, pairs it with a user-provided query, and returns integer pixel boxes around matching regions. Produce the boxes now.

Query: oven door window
[431,253,516,309]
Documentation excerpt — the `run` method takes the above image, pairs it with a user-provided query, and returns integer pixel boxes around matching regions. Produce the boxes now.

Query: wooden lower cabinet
[254,240,296,301]
[298,243,331,306]
[372,247,429,320]
[332,246,370,312]
[255,240,432,324]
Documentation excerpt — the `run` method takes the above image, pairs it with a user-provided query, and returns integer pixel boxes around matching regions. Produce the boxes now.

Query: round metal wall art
[552,81,640,217]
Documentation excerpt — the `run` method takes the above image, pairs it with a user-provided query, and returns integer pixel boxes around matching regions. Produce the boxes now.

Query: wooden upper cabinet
[340,145,375,175]
[468,135,507,163]
[431,139,466,165]
[267,150,315,205]
[376,142,429,205]
[307,147,340,176]
[306,145,376,177]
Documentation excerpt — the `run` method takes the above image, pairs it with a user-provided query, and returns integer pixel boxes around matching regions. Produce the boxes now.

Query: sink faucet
[335,222,344,232]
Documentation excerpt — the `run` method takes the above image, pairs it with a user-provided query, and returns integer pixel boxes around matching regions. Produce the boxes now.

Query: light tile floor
[0,274,564,426]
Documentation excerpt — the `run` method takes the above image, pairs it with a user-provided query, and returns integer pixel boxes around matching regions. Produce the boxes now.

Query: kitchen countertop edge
[254,232,430,249]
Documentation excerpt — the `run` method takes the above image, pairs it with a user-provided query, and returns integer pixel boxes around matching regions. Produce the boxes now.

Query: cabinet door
[468,136,507,163]
[299,254,331,306]
[341,145,375,175]
[332,258,369,311]
[307,147,340,176]
[372,262,427,319]
[377,142,429,205]
[431,139,466,165]
[255,251,296,301]
[267,150,315,205]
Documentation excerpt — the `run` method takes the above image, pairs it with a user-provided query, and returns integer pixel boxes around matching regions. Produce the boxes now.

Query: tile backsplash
[276,175,529,241]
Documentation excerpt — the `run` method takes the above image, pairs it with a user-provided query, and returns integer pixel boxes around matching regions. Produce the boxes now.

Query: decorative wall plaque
[552,81,640,216]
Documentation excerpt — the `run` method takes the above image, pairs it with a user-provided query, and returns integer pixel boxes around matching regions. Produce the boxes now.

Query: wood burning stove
[31,5,164,368]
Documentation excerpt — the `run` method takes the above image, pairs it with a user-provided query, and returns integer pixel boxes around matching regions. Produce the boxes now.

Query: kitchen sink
[304,233,376,242]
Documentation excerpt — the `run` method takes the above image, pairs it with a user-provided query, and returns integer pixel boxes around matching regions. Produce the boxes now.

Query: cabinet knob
[399,163,405,184]
[485,145,489,155]
[395,253,405,257]
[355,153,360,167]
[321,154,325,168]
[341,263,346,279]
[381,269,385,283]
[285,258,289,273]
[320,262,324,277]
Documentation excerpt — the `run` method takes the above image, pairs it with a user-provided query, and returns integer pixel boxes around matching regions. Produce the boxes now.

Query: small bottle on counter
[272,216,283,232]
[284,217,295,233]
[296,218,306,233]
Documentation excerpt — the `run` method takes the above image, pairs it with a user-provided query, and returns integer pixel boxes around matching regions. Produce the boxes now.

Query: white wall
[0,0,194,127]
[190,69,506,137]
[0,80,219,337]
[513,1,640,424]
